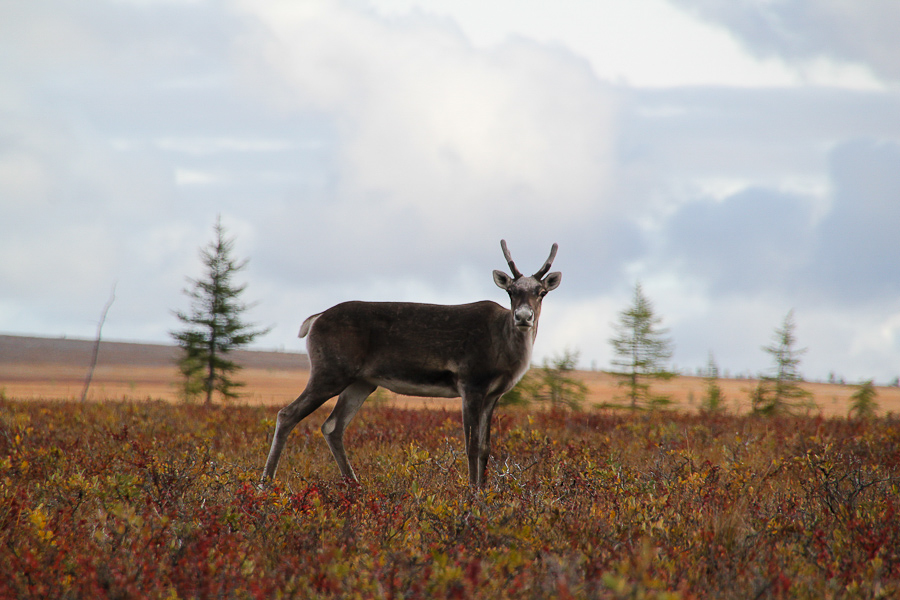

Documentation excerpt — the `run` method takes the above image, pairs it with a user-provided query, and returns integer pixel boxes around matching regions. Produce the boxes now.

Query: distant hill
[0,335,310,371]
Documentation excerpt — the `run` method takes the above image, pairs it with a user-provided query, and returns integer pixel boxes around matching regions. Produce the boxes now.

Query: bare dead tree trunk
[81,282,117,402]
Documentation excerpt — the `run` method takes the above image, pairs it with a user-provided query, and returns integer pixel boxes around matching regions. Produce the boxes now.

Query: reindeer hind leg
[322,381,377,482]
[262,377,347,482]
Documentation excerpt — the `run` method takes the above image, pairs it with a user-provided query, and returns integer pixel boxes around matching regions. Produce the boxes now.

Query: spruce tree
[539,349,588,411]
[171,217,270,404]
[751,310,815,416]
[701,352,726,413]
[848,379,878,420]
[609,282,674,409]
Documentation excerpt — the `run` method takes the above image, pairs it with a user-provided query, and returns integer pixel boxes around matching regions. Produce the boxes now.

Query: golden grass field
[3,334,899,417]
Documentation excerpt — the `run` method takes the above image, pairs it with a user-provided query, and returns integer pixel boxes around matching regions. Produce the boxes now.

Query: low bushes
[2,399,899,598]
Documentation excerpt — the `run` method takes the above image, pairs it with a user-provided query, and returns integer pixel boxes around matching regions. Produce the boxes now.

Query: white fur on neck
[509,330,535,387]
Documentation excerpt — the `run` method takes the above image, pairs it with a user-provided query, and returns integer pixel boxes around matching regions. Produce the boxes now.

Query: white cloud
[367,0,886,89]
[0,154,52,206]
[237,0,617,250]
[0,4,102,73]
[799,305,900,384]
[671,0,900,86]
[174,168,224,186]
[0,222,119,301]
[156,136,300,155]
[538,294,623,371]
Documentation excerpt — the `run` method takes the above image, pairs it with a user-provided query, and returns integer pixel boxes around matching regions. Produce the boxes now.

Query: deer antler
[500,239,524,279]
[533,243,558,279]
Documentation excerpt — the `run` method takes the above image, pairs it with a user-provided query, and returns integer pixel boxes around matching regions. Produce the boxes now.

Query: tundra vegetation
[3,398,900,598]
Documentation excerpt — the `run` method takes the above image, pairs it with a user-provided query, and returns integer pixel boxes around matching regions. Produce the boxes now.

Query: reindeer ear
[543,271,562,292]
[493,270,513,290]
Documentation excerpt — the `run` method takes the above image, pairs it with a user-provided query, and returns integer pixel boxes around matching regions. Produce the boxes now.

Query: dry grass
[4,360,900,417]
[577,370,900,417]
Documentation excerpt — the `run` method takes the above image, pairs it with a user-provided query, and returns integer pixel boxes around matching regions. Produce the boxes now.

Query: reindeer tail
[298,313,323,338]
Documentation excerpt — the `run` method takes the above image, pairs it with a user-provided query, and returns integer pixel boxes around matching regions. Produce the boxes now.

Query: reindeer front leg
[462,391,501,487]
[462,398,479,486]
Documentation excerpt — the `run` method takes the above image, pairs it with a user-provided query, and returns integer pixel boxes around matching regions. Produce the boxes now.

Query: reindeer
[261,240,561,487]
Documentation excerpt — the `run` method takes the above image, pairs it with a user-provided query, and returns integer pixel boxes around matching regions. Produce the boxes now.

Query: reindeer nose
[514,306,535,328]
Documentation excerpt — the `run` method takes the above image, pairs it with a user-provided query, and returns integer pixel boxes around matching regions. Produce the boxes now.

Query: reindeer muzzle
[514,306,535,329]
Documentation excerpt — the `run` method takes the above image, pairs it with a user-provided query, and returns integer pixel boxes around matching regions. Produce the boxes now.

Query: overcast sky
[3,0,900,384]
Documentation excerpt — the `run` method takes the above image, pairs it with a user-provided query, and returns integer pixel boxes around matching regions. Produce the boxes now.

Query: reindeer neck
[501,311,537,358]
